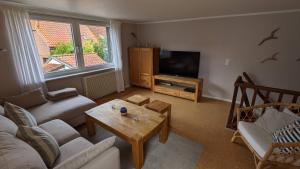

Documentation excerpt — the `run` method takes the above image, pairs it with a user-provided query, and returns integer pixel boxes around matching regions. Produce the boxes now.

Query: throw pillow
[4,102,37,127]
[17,126,60,168]
[4,88,47,109]
[53,136,116,169]
[272,120,300,154]
[254,107,297,133]
[47,88,78,101]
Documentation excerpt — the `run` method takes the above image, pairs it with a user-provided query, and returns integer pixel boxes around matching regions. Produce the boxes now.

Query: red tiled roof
[55,53,106,67]
[43,63,64,73]
[31,20,106,47]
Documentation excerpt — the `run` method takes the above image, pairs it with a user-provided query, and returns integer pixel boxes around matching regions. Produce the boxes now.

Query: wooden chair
[231,103,300,169]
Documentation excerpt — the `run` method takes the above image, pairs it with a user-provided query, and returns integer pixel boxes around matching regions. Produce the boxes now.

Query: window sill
[45,67,115,82]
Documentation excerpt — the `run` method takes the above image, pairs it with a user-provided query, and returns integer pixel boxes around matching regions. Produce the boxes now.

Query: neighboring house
[31,20,107,73]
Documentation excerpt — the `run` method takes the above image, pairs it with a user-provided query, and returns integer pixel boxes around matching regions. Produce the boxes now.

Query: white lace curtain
[110,20,125,92]
[2,6,45,92]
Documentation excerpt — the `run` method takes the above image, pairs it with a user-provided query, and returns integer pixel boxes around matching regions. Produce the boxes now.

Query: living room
[0,1,300,169]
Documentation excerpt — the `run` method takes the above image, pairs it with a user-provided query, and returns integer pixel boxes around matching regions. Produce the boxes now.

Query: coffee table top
[85,99,165,142]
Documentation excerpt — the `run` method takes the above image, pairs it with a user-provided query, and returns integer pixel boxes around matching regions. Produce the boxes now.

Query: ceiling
[3,0,300,22]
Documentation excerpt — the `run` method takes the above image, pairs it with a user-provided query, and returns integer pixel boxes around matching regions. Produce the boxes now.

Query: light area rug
[79,126,203,169]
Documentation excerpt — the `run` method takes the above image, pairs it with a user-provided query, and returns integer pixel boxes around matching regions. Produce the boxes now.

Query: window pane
[30,19,78,74]
[79,24,111,67]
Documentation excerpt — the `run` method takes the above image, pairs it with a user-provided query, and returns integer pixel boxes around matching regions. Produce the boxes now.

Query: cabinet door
[139,48,153,75]
[129,48,140,85]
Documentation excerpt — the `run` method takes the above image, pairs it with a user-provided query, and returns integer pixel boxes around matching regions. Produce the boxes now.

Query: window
[30,15,112,78]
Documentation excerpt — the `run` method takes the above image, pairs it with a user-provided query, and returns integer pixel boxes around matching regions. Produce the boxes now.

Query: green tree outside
[50,38,108,62]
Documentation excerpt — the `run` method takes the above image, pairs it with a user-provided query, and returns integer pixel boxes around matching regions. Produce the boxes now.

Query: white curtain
[2,7,45,92]
[110,20,125,92]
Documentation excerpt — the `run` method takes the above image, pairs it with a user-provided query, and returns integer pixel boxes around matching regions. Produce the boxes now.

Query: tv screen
[159,50,200,78]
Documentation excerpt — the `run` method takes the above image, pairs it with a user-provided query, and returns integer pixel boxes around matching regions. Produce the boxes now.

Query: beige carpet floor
[94,87,284,169]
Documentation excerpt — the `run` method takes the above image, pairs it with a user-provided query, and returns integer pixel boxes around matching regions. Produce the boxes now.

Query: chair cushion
[4,102,37,127]
[283,108,300,120]
[53,136,116,169]
[47,88,78,101]
[0,132,47,169]
[54,137,93,167]
[272,120,300,154]
[4,88,47,109]
[0,115,18,136]
[17,126,60,168]
[238,121,273,158]
[254,107,296,133]
[39,119,80,146]
[29,95,96,126]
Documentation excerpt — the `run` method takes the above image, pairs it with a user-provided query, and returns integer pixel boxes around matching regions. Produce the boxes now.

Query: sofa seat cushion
[28,95,96,126]
[0,132,47,169]
[238,121,274,158]
[54,137,93,167]
[39,119,80,146]
[0,115,18,136]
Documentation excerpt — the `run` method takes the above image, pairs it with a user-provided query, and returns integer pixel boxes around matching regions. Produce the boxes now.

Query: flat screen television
[159,50,200,78]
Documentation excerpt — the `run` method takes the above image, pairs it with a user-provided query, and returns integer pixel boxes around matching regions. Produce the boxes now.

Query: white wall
[137,12,300,100]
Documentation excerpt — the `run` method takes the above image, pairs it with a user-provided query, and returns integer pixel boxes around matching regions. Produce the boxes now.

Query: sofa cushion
[238,121,273,158]
[18,126,60,168]
[254,107,296,133]
[0,115,18,135]
[4,88,47,109]
[0,132,47,169]
[283,108,300,120]
[29,95,97,126]
[54,137,93,166]
[4,102,37,127]
[53,136,116,169]
[47,88,78,101]
[39,119,80,146]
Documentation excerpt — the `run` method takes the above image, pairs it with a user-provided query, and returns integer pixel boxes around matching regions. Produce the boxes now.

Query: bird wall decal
[261,52,279,64]
[258,28,280,46]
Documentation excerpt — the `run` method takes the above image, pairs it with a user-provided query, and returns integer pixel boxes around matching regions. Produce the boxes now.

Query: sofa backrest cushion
[255,107,297,133]
[18,126,60,168]
[0,115,18,136]
[4,88,47,109]
[0,132,47,169]
[4,102,37,127]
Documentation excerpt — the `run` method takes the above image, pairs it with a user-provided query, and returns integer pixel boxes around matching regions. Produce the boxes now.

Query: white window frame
[30,14,114,79]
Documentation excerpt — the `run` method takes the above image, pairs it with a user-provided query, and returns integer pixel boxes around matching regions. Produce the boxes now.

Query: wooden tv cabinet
[152,75,203,102]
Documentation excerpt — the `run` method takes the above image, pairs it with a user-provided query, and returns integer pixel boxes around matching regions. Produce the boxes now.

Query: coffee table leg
[132,139,143,169]
[86,116,96,136]
[159,118,168,143]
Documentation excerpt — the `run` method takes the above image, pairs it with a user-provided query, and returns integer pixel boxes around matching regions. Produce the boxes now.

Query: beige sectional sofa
[0,88,120,169]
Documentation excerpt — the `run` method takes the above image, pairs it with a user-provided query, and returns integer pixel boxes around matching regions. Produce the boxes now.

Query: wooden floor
[95,87,257,169]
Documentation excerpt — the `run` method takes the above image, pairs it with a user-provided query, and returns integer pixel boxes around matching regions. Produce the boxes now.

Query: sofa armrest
[53,136,118,169]
[47,88,78,101]
[80,147,120,169]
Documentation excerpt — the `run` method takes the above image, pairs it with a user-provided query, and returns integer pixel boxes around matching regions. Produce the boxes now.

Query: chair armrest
[237,103,300,124]
[47,88,78,101]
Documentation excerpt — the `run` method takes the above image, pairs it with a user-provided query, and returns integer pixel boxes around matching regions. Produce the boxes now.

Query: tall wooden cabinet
[128,48,159,89]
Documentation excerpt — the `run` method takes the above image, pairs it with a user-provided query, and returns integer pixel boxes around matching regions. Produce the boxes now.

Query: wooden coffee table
[85,99,168,169]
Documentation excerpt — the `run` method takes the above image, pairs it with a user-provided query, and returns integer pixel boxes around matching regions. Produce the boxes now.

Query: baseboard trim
[203,94,241,105]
